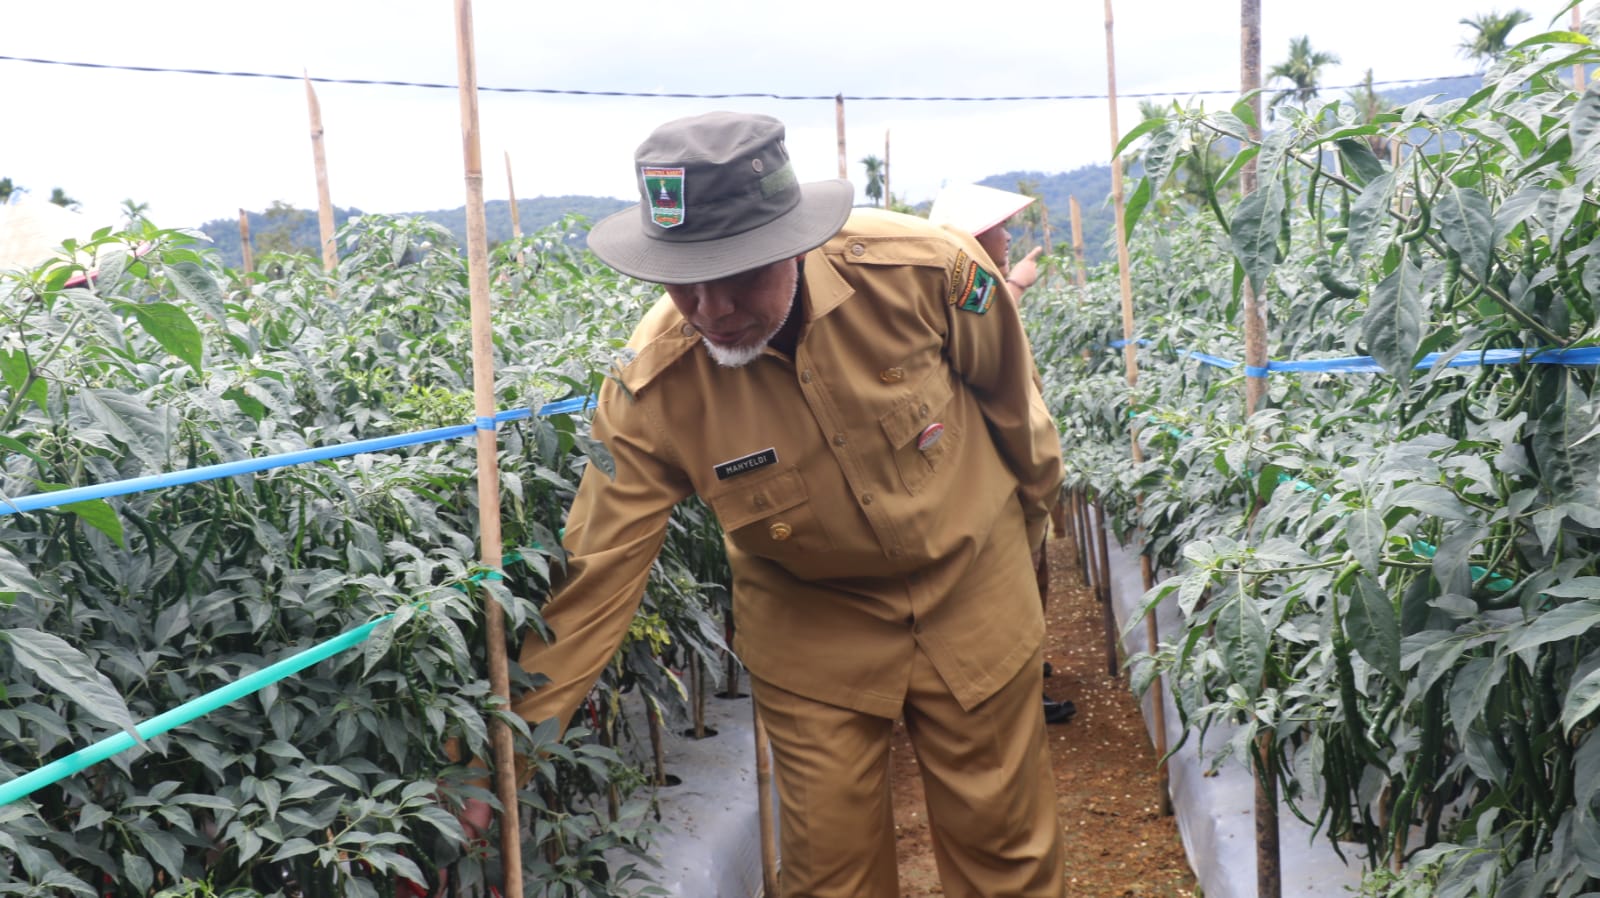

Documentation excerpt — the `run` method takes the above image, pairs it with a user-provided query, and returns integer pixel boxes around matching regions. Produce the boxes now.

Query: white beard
[700,280,797,368]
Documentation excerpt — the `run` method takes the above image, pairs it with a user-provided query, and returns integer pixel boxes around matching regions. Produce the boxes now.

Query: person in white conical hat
[931,182,1073,725]
[929,182,1045,298]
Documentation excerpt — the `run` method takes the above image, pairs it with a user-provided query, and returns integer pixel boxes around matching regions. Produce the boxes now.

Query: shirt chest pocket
[705,467,834,558]
[878,370,960,495]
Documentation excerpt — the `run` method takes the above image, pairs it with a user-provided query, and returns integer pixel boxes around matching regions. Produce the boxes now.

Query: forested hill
[196,195,629,270]
[195,76,1477,271]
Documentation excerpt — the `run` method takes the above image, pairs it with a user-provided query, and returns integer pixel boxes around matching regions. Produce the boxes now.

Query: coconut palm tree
[0,178,13,205]
[48,188,79,211]
[859,154,884,207]
[1267,35,1341,113]
[1459,9,1533,70]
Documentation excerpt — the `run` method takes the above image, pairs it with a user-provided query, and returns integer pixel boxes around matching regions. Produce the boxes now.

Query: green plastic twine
[0,614,392,807]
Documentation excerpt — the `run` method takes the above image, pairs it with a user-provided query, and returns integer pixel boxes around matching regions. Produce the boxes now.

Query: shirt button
[769,522,793,541]
[879,367,905,383]
[833,433,847,447]
[754,495,769,509]
[800,370,813,384]
[680,323,696,337]
[861,493,874,505]
[919,403,930,418]
[850,242,866,257]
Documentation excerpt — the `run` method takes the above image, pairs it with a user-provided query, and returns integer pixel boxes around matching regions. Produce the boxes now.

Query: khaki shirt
[514,209,1064,726]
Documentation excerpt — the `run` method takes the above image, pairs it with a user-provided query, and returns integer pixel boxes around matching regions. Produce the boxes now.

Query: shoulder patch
[949,251,999,315]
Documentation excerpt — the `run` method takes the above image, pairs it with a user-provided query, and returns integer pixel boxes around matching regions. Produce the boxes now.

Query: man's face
[664,258,799,367]
[976,221,1012,277]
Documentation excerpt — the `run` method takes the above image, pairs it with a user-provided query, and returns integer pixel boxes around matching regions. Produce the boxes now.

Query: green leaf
[1113,116,1167,159]
[129,302,203,373]
[1563,647,1600,735]
[1433,186,1495,281]
[1214,594,1268,694]
[1229,182,1286,293]
[4,627,140,741]
[1573,83,1600,165]
[1388,483,1470,521]
[122,852,153,896]
[574,432,615,479]
[1348,575,1401,684]
[1344,509,1385,574]
[1345,172,1396,261]
[0,349,47,410]
[1506,601,1600,655]
[1336,138,1386,187]
[163,261,225,320]
[60,497,125,548]
[1123,176,1153,243]
[95,244,128,289]
[130,826,184,879]
[1510,29,1591,52]
[1363,253,1424,385]
[1532,376,1600,506]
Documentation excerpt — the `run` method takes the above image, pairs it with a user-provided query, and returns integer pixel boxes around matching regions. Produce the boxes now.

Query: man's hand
[1006,247,1046,295]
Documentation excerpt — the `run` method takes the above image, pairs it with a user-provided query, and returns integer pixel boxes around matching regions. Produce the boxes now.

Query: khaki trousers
[750,645,1065,898]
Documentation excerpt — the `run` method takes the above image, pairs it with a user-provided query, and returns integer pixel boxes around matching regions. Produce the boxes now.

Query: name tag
[714,447,779,481]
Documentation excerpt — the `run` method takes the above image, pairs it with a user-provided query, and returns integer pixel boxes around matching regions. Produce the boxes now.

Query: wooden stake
[835,94,848,179]
[1068,196,1088,308]
[303,74,337,273]
[1105,0,1171,816]
[1093,496,1121,680]
[1240,0,1281,891]
[691,653,706,739]
[647,697,668,786]
[884,129,891,208]
[452,3,521,894]
[754,704,780,898]
[505,151,523,241]
[237,209,255,281]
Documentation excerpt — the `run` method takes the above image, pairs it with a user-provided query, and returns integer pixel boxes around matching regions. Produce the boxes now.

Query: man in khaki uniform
[515,111,1066,898]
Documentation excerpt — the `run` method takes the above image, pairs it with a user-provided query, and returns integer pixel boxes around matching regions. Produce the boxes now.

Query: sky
[0,1,1582,232]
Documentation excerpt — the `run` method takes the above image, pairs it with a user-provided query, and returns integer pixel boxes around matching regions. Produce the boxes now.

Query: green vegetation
[1027,28,1600,897]
[0,212,727,896]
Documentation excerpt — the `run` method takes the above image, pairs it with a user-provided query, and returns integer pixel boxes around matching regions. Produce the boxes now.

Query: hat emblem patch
[643,166,686,228]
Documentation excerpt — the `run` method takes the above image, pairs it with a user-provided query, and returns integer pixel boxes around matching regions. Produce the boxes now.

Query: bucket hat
[587,112,854,284]
[928,182,1035,236]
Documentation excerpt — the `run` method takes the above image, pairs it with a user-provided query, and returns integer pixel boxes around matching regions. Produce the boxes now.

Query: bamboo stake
[835,94,848,179]
[1075,488,1095,590]
[1092,496,1121,680]
[1079,489,1093,589]
[1578,4,1588,93]
[721,617,741,698]
[647,697,668,786]
[883,129,891,208]
[754,704,780,898]
[451,3,521,894]
[303,74,337,273]
[1104,0,1171,816]
[1239,0,1280,891]
[505,151,523,241]
[237,209,255,281]
[691,653,707,739]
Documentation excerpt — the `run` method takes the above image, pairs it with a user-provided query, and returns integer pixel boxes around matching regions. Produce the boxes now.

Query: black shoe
[1043,696,1076,725]
[1042,661,1054,678]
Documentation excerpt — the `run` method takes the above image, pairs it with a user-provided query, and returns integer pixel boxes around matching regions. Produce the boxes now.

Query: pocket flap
[880,373,955,448]
[706,468,809,532]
